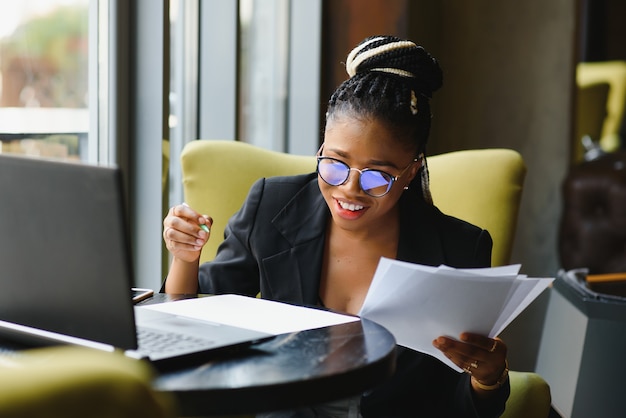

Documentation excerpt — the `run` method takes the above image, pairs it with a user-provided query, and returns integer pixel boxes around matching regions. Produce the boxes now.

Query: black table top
[143,294,397,416]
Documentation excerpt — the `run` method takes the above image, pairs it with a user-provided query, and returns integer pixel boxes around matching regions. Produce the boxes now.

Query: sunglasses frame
[316,155,416,197]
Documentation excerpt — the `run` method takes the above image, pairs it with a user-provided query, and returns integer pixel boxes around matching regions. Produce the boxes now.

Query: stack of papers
[141,294,359,335]
[358,258,554,371]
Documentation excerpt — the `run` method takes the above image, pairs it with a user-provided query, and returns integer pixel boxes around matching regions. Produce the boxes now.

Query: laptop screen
[0,155,138,349]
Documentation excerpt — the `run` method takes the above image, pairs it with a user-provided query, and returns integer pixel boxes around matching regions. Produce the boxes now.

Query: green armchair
[0,346,176,418]
[179,139,551,417]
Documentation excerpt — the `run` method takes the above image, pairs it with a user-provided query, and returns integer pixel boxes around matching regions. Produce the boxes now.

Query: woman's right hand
[163,203,213,263]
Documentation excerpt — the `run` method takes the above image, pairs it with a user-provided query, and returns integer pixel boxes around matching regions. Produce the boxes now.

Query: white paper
[358,258,553,371]
[140,294,359,335]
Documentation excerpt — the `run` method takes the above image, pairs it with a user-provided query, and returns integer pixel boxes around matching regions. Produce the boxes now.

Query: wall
[321,0,410,134]
[410,1,578,280]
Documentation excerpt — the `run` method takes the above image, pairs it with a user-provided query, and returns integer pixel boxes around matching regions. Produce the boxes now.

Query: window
[168,0,198,207]
[0,0,107,163]
[238,0,321,154]
[0,1,323,289]
[167,0,321,210]
[238,0,289,150]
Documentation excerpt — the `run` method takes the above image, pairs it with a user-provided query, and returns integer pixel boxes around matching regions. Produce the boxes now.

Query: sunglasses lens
[360,171,393,197]
[318,158,349,186]
[317,158,395,197]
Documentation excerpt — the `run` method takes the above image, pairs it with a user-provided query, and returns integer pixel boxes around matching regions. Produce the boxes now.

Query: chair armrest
[502,371,551,418]
[0,346,176,418]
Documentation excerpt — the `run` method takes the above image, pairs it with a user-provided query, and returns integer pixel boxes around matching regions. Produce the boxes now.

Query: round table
[147,294,397,416]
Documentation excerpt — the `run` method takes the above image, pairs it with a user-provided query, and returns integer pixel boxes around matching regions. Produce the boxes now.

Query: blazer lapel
[263,179,329,305]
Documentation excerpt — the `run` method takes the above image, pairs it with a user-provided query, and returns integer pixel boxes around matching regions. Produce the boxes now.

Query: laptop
[0,154,271,370]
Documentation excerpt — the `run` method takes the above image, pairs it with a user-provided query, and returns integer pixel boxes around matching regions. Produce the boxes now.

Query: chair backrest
[427,148,526,266]
[181,141,525,266]
[559,151,626,275]
[577,61,626,152]
[574,81,610,162]
[181,140,316,264]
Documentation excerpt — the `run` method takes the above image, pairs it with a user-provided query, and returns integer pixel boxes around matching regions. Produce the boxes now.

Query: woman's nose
[342,168,363,193]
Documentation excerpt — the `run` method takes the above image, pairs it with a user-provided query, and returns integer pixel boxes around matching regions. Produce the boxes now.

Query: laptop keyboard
[136,327,215,355]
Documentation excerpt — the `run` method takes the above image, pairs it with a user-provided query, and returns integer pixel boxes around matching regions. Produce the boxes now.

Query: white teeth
[339,201,364,211]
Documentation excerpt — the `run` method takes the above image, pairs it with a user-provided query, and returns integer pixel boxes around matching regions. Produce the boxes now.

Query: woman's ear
[406,157,423,184]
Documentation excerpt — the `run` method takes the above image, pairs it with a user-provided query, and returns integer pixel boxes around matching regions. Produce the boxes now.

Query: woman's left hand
[433,333,508,393]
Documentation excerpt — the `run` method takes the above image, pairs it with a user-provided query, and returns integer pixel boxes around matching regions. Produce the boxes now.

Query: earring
[403,185,409,190]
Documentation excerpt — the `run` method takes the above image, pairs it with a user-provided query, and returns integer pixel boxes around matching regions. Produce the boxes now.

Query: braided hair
[326,36,443,204]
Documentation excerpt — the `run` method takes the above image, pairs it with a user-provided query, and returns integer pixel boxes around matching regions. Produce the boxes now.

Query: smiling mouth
[337,199,364,211]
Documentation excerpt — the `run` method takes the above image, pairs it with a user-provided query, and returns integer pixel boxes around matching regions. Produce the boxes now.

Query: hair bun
[345,35,443,97]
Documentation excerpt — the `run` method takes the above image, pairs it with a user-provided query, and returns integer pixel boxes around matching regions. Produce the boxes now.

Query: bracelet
[471,360,509,391]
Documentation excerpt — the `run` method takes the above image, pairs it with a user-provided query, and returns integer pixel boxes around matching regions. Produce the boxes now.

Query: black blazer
[198,173,509,417]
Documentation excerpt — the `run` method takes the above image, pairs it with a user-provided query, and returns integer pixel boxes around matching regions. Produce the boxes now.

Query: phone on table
[131,287,154,304]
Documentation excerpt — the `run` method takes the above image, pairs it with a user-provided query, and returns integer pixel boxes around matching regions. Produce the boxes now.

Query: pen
[182,202,210,233]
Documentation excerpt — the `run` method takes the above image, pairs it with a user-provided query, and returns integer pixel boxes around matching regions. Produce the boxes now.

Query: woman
[163,35,510,417]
